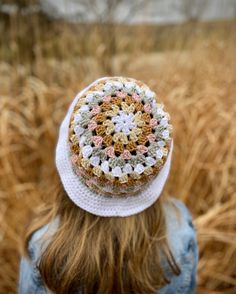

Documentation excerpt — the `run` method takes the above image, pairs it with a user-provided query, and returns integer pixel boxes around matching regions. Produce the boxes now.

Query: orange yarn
[101,102,111,112]
[95,113,106,123]
[114,142,124,153]
[125,95,133,105]
[138,134,148,145]
[103,135,113,146]
[142,113,151,122]
[126,141,137,152]
[134,102,144,112]
[142,125,152,136]
[71,144,80,154]
[96,125,106,136]
[112,97,122,105]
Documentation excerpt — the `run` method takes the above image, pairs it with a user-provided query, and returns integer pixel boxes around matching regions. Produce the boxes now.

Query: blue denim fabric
[160,199,198,294]
[18,198,198,294]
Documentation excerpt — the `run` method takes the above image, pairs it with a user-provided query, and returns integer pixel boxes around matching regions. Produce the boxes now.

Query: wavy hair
[24,180,180,294]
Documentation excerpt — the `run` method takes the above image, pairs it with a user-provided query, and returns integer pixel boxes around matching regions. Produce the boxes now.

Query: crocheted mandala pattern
[68,77,172,197]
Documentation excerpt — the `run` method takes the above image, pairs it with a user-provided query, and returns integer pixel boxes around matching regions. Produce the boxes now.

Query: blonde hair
[24,180,180,294]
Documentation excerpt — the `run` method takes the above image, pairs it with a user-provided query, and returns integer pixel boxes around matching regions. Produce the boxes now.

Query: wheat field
[0,15,235,293]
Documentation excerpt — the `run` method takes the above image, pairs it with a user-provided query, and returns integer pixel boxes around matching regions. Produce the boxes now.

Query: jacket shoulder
[164,198,196,258]
[161,198,198,293]
[28,218,59,263]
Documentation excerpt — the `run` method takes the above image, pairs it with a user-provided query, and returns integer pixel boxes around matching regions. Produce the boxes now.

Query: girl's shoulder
[27,218,59,263]
[160,198,198,293]
[163,197,197,261]
[164,198,196,241]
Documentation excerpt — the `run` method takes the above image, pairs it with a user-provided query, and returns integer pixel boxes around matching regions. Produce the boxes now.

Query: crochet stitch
[56,77,173,217]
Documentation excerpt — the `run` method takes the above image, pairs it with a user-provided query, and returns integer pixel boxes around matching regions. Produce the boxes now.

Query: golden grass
[0,18,235,293]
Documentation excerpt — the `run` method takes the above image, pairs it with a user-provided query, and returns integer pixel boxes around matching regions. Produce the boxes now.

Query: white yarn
[101,161,109,174]
[123,163,133,174]
[90,156,100,167]
[162,130,170,140]
[146,157,156,167]
[156,149,164,159]
[112,166,122,177]
[55,77,173,217]
[112,111,136,135]
[134,164,145,174]
[82,145,93,158]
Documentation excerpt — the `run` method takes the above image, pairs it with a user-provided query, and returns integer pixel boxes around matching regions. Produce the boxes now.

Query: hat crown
[68,77,172,197]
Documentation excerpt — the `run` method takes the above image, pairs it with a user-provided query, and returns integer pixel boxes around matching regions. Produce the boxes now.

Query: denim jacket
[18,198,198,294]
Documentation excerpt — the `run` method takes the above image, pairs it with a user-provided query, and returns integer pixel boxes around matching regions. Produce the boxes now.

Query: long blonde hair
[24,179,180,294]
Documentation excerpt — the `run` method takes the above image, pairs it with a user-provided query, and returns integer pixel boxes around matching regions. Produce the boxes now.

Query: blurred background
[0,0,235,293]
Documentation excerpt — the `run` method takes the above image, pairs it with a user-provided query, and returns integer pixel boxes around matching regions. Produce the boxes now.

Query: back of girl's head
[25,77,178,294]
[25,181,179,294]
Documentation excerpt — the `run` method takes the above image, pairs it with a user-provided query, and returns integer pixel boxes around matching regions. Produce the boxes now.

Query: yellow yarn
[93,166,102,177]
[106,105,119,116]
[81,158,90,170]
[144,167,153,175]
[129,132,138,142]
[70,134,79,144]
[119,174,128,183]
[113,132,128,144]
[105,173,115,181]
[103,120,115,135]
[162,148,168,156]
[134,111,145,127]
[77,98,86,107]
[121,102,135,113]
[129,128,141,142]
[131,172,141,180]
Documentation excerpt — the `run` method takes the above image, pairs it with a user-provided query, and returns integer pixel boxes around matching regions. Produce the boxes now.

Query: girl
[19,77,198,294]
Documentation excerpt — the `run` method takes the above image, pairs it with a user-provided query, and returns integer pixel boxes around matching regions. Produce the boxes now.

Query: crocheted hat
[56,77,173,217]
